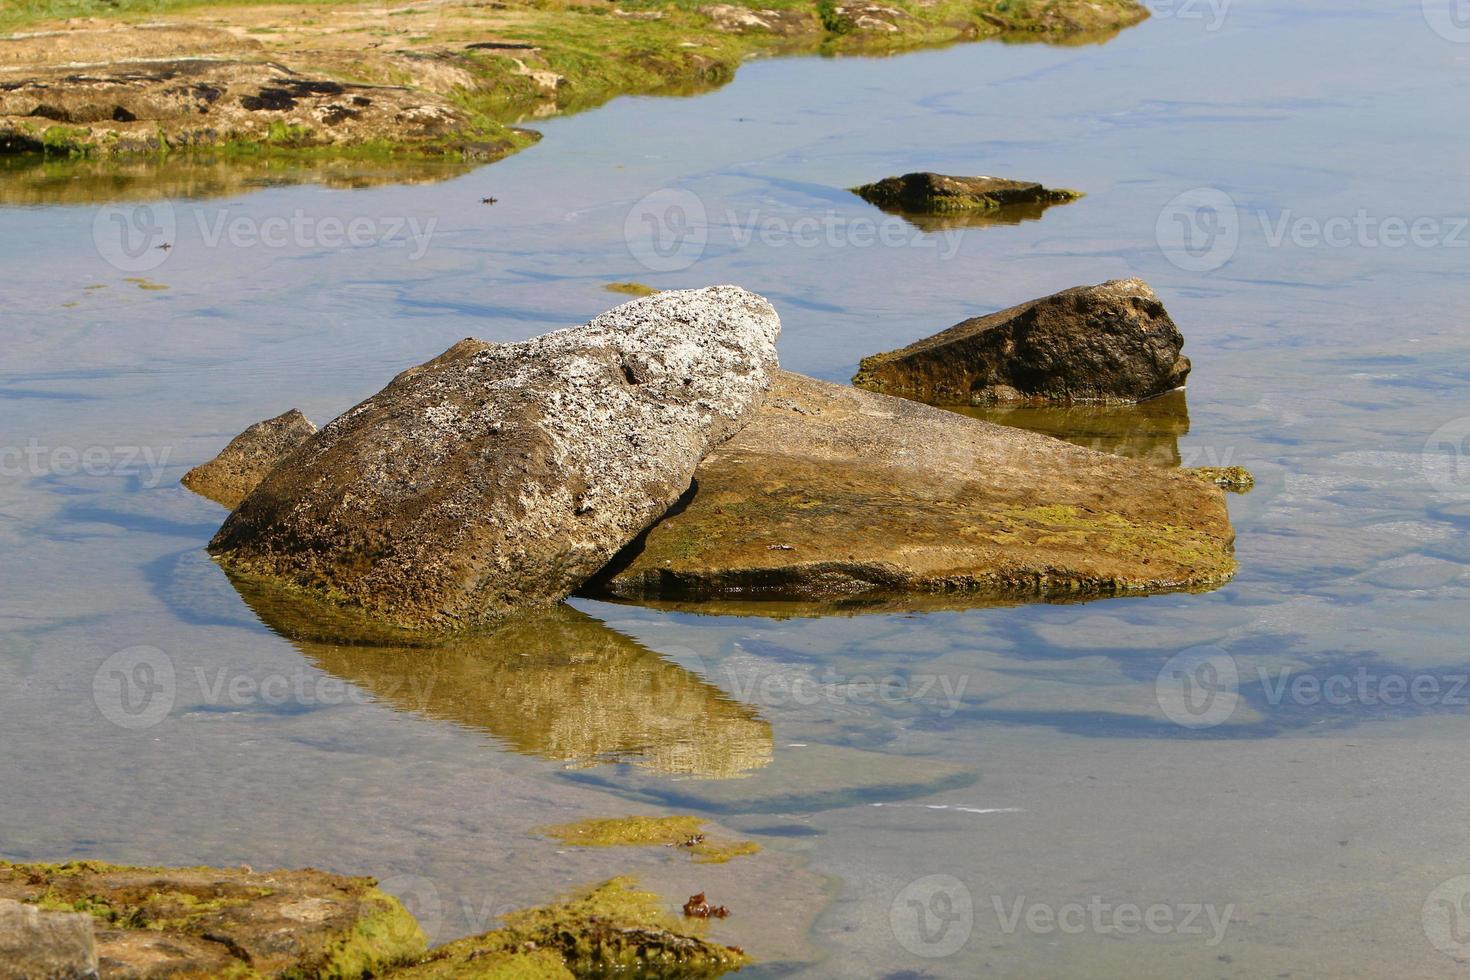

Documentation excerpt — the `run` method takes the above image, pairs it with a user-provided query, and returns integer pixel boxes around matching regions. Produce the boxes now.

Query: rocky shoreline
[0,861,747,978]
[0,0,1149,159]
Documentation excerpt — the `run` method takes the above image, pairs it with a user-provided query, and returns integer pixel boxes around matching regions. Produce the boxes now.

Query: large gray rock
[209,286,781,629]
[0,898,97,980]
[181,408,317,509]
[853,278,1190,405]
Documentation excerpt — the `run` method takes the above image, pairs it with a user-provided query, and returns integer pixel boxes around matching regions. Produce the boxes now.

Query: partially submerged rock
[181,408,316,509]
[209,286,781,630]
[539,816,761,864]
[594,371,1235,607]
[0,898,97,980]
[852,278,1190,405]
[0,860,425,978]
[394,877,747,979]
[1,863,746,979]
[850,172,1080,215]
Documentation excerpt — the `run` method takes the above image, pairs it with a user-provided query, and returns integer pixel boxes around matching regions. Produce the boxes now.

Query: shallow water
[5,0,1470,975]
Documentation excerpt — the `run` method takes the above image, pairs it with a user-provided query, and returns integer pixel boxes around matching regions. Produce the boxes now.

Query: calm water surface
[5,0,1470,975]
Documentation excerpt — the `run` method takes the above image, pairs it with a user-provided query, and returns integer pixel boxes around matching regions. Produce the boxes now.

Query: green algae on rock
[393,877,748,979]
[0,860,427,979]
[605,282,661,297]
[539,816,761,863]
[1186,466,1256,493]
[593,371,1236,610]
[850,172,1081,215]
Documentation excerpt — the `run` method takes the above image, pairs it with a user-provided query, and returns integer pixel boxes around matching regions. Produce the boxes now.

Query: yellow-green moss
[1185,466,1255,493]
[605,282,660,297]
[307,888,429,979]
[538,816,761,864]
[395,878,748,979]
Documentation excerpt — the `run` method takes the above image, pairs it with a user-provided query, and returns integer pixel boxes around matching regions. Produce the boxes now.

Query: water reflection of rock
[866,198,1077,233]
[0,155,478,205]
[952,389,1191,467]
[226,571,773,779]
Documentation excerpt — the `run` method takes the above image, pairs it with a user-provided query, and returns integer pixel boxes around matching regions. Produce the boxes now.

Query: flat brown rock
[182,408,317,509]
[853,278,1190,405]
[0,898,97,980]
[593,371,1236,606]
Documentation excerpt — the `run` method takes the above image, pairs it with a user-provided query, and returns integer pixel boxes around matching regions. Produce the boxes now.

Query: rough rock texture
[699,3,817,35]
[593,371,1235,607]
[392,877,747,978]
[0,898,97,980]
[0,861,425,979]
[209,286,781,629]
[850,172,1080,214]
[181,408,317,509]
[0,55,476,156]
[852,279,1190,405]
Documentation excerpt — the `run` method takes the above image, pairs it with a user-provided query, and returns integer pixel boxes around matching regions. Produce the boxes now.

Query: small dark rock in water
[852,278,1189,405]
[682,892,731,919]
[849,172,1081,214]
[208,286,781,630]
[0,898,97,980]
[181,407,316,508]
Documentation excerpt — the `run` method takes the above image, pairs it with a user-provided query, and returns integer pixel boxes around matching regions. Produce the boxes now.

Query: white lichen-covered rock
[209,286,781,629]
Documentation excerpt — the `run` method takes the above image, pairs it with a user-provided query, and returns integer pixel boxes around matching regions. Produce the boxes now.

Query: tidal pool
[4,0,1470,975]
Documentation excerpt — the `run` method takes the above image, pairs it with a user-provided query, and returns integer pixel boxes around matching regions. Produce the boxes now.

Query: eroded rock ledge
[593,371,1235,605]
